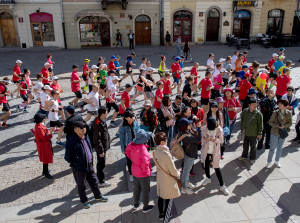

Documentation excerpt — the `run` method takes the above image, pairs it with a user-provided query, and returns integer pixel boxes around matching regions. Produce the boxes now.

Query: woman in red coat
[34,113,53,179]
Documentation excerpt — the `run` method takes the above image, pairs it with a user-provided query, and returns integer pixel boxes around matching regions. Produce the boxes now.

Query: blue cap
[111,55,117,59]
[175,56,182,61]
[280,47,285,51]
[242,65,249,69]
[178,118,193,127]
[248,88,258,95]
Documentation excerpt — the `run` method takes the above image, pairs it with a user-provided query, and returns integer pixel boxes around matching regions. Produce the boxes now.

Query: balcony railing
[0,0,15,4]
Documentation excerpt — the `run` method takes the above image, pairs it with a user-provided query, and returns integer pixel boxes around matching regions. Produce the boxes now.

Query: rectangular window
[42,22,55,41]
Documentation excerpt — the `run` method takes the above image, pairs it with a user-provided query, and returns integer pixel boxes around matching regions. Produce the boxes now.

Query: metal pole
[60,0,67,49]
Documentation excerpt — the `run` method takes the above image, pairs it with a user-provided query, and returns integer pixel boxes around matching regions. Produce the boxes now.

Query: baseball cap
[279,55,285,60]
[178,118,193,127]
[248,88,258,95]
[43,85,53,91]
[125,83,132,88]
[84,59,90,62]
[116,55,120,58]
[272,53,279,57]
[52,76,59,80]
[280,47,285,51]
[64,105,75,114]
[91,65,99,69]
[244,73,252,78]
[111,55,117,59]
[220,68,226,72]
[242,65,249,69]
[44,62,50,66]
[72,64,79,69]
[175,56,182,61]
[219,58,226,63]
[112,76,120,81]
[16,60,22,64]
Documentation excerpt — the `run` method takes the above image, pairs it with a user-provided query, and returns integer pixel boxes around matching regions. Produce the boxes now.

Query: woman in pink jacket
[126,129,153,213]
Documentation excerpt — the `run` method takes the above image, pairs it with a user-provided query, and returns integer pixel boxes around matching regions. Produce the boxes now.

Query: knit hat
[207,116,217,131]
[132,129,152,145]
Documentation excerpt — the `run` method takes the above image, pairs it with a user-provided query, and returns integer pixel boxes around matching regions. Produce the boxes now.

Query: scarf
[161,105,175,127]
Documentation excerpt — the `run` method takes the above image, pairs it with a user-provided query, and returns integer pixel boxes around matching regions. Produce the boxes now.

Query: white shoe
[181,188,194,195]
[220,185,230,196]
[275,162,281,168]
[187,182,196,189]
[99,181,111,187]
[201,178,212,186]
[266,162,272,169]
[129,175,134,182]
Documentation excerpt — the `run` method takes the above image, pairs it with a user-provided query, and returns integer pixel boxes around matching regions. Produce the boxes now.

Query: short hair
[181,106,190,116]
[226,56,231,61]
[234,50,239,54]
[278,99,288,107]
[185,75,193,82]
[73,121,86,129]
[131,52,136,56]
[142,57,147,61]
[205,70,212,76]
[239,53,244,57]
[243,51,248,54]
[209,53,214,57]
[176,95,182,100]
[216,63,222,69]
[179,124,189,132]
[51,89,59,96]
[286,60,292,66]
[156,81,163,88]
[287,86,294,91]
[162,96,170,107]
[154,132,167,145]
[98,106,107,117]
[98,56,104,61]
[47,54,51,58]
[37,73,42,79]
[282,68,290,74]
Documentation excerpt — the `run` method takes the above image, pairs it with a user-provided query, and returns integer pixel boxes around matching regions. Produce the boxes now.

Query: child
[47,54,55,76]
[153,81,163,110]
[51,76,65,121]
[191,62,199,96]
[83,84,100,122]
[139,58,147,76]
[198,70,213,112]
[161,72,175,96]
[158,55,167,78]
[237,73,252,104]
[18,74,30,113]
[99,64,108,95]
[201,116,229,195]
[82,59,90,94]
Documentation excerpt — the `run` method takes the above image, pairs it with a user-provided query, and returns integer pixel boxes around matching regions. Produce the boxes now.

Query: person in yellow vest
[256,72,267,98]
[158,55,167,78]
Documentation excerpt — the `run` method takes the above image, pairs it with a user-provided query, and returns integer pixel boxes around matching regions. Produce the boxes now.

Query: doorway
[233,10,251,38]
[173,10,193,42]
[135,15,151,45]
[292,10,300,37]
[0,12,17,47]
[206,8,220,41]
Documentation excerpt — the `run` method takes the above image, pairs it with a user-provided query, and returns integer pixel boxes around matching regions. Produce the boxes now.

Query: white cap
[219,58,226,63]
[43,85,53,91]
[144,100,152,107]
[91,65,99,69]
[112,76,120,81]
[272,53,279,57]
[52,76,58,80]
[102,64,107,68]
[16,60,22,64]
[44,62,50,66]
[220,68,226,72]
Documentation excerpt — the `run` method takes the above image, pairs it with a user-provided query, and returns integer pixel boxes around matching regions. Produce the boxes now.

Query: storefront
[173,10,193,42]
[266,9,284,36]
[233,10,251,38]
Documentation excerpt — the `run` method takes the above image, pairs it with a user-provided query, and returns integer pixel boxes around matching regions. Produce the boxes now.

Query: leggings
[204,154,224,186]
[126,155,132,175]
[158,197,170,215]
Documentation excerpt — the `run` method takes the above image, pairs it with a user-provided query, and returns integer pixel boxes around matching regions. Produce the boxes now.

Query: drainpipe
[160,0,164,46]
[60,0,67,49]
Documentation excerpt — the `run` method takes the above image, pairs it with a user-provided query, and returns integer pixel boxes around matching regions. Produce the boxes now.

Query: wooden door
[206,17,219,41]
[100,22,110,47]
[0,18,17,46]
[135,21,151,45]
[31,23,43,46]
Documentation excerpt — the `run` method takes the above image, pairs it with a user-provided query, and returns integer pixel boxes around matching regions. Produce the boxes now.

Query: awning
[74,10,112,20]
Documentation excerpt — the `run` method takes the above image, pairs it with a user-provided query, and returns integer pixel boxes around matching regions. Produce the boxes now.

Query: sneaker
[142,205,154,213]
[275,161,281,168]
[187,182,196,189]
[44,173,53,179]
[129,175,134,182]
[53,128,60,133]
[266,162,272,169]
[56,141,66,147]
[2,123,10,127]
[95,196,108,202]
[189,172,196,176]
[201,178,211,186]
[23,109,29,113]
[151,172,156,177]
[99,181,111,187]
[83,201,91,209]
[115,133,120,137]
[133,202,142,209]
[181,188,194,195]
[220,185,230,195]
[238,156,247,161]
[249,160,255,164]
[110,121,118,127]
[30,128,35,135]
[159,213,165,221]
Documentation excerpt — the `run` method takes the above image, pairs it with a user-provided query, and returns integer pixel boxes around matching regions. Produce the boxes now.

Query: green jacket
[241,108,263,137]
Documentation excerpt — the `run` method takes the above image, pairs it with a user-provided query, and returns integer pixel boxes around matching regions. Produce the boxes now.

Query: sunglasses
[211,105,218,108]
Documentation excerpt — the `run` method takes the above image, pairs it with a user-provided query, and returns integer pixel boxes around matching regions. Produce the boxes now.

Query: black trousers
[296,121,300,138]
[204,154,224,186]
[126,155,132,175]
[129,39,134,50]
[97,155,106,184]
[158,197,170,215]
[133,176,150,207]
[257,121,271,149]
[42,164,49,175]
[72,165,102,203]
[242,136,257,160]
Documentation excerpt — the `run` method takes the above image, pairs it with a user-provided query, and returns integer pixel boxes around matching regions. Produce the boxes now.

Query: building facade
[62,0,160,49]
[0,0,64,48]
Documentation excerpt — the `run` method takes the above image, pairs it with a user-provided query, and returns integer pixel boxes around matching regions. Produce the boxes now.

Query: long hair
[207,106,221,123]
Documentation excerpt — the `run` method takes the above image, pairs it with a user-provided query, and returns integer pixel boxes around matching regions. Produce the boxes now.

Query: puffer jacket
[125,142,151,178]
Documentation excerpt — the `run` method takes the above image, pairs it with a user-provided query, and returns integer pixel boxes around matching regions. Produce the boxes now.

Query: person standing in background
[165,31,171,48]
[175,36,181,56]
[127,30,135,50]
[116,29,123,48]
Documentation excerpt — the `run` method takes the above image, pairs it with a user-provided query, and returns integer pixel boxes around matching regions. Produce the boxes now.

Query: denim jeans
[180,155,194,189]
[268,133,285,162]
[116,40,122,47]
[167,126,174,148]
[176,46,181,56]
[226,119,236,141]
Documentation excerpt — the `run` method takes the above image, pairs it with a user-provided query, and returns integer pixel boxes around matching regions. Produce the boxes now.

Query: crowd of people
[0,47,298,221]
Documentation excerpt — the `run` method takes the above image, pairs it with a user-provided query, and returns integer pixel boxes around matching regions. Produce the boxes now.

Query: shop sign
[235,1,258,7]
[199,12,203,17]
[223,21,229,26]
[268,9,284,18]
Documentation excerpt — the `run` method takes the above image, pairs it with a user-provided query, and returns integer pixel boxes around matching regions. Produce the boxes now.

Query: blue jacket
[65,134,94,171]
[119,121,140,152]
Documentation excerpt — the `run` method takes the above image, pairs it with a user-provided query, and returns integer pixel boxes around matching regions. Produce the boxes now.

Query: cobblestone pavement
[0,48,299,222]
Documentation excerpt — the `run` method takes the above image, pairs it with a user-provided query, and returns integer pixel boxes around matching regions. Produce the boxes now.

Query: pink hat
[215,97,224,103]
[223,88,234,95]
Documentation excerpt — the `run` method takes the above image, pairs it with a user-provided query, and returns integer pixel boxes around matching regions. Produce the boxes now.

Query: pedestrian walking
[116,29,123,47]
[165,31,171,47]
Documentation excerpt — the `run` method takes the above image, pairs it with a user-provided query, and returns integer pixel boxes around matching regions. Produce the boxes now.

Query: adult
[236,64,249,87]
[41,62,51,85]
[274,68,291,101]
[183,40,190,60]
[106,76,121,127]
[175,35,181,56]
[108,56,117,73]
[257,88,277,150]
[116,29,123,47]
[199,70,213,112]
[242,88,258,111]
[65,121,108,209]
[172,95,185,137]
[222,56,232,88]
[267,99,292,168]
[273,55,285,77]
[239,98,263,164]
[281,86,298,115]
[0,77,12,127]
[83,84,100,122]
[153,132,181,220]
[126,129,154,213]
[120,109,140,182]
[171,57,182,94]
[64,105,84,140]
[231,51,239,73]
[47,54,55,75]
[165,31,171,47]
[11,60,22,98]
[206,53,215,71]
[120,52,136,86]
[70,65,82,106]
[92,106,111,187]
[182,76,193,106]
[33,113,53,179]
[191,62,199,95]
[127,30,135,50]
[268,53,278,79]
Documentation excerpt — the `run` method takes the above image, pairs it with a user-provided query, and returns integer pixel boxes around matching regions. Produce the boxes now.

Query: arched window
[267,9,284,35]
[173,10,193,42]
[0,12,13,19]
[135,15,150,22]
[207,9,220,18]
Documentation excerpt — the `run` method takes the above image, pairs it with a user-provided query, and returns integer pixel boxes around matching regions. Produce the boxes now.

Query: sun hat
[132,129,152,145]
[223,88,234,95]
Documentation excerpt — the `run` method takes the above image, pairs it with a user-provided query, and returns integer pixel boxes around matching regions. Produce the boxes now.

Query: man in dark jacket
[64,105,84,140]
[258,88,276,150]
[65,121,108,209]
[91,106,111,187]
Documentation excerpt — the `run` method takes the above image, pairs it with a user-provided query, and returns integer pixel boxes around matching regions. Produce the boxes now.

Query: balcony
[0,0,15,4]
[100,0,128,10]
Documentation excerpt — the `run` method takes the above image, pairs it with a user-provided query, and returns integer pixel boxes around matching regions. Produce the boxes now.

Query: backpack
[170,134,190,160]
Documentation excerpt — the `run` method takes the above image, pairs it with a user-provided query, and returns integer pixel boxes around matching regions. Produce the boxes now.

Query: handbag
[153,152,182,189]
[238,111,256,141]
[277,112,289,139]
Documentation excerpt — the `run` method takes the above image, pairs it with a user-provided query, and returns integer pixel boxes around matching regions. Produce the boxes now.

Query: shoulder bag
[277,111,289,139]
[170,134,191,160]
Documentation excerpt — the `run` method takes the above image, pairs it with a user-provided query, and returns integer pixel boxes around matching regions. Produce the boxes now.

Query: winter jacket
[269,109,292,136]
[34,123,53,164]
[64,113,84,140]
[259,96,277,121]
[65,134,93,171]
[125,142,151,177]
[92,118,111,154]
[119,121,140,153]
[241,108,263,137]
[177,129,201,158]
[153,145,181,199]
